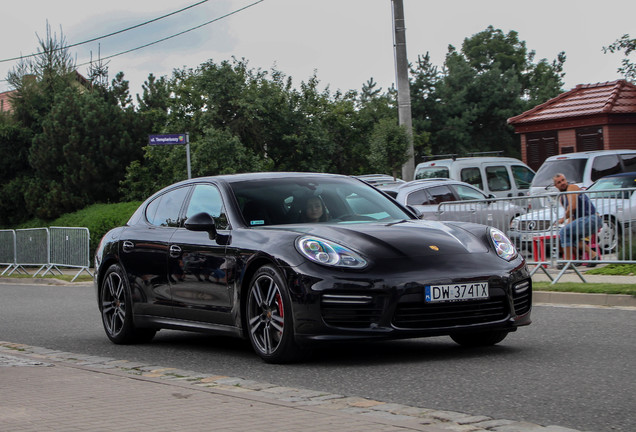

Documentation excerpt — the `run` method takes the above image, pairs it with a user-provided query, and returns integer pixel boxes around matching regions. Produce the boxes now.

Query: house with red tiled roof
[508,79,636,171]
[0,90,14,113]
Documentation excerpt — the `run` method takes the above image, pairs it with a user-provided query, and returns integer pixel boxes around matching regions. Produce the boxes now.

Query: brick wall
[558,129,576,151]
[605,124,636,150]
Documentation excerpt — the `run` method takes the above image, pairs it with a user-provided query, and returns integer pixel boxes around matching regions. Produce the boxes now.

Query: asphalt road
[1,281,634,432]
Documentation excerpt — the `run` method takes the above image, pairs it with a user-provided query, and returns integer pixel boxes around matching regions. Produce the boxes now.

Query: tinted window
[146,187,190,227]
[532,159,586,187]
[591,155,621,181]
[229,176,411,225]
[426,185,456,204]
[453,184,486,201]
[406,189,433,206]
[460,167,483,189]
[185,184,228,229]
[511,165,535,189]
[620,154,636,172]
[485,166,511,192]
[415,167,449,180]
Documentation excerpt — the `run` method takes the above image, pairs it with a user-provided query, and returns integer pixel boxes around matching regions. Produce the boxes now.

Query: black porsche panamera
[94,172,532,363]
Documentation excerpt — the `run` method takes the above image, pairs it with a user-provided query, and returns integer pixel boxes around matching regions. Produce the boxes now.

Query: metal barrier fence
[0,229,18,275]
[1,227,93,281]
[435,188,636,283]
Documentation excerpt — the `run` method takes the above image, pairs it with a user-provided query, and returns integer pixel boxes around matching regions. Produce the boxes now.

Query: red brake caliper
[275,293,284,320]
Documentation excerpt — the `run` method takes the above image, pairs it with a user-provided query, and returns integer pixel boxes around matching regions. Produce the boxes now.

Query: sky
[1,0,634,99]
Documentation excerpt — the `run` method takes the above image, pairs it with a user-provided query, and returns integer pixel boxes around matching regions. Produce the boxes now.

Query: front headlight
[296,236,367,269]
[489,228,518,261]
[509,218,519,230]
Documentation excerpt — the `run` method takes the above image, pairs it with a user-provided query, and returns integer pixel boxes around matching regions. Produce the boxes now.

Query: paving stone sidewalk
[0,342,586,432]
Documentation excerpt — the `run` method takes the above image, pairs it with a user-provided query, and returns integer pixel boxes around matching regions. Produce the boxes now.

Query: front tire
[450,330,509,347]
[597,217,620,253]
[100,264,156,344]
[246,265,301,363]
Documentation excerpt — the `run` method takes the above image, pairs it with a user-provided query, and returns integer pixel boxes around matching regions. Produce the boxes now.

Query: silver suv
[380,179,526,231]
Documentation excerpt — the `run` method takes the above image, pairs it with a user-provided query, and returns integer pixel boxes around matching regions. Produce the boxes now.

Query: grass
[533,282,636,296]
[3,272,93,283]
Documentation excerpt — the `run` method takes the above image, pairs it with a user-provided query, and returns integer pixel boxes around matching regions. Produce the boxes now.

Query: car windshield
[415,167,450,180]
[587,176,636,198]
[532,159,586,187]
[229,176,413,226]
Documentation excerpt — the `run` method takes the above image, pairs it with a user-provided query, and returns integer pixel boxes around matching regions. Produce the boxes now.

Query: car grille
[321,294,383,328]
[392,281,509,329]
[392,298,508,329]
[518,220,553,231]
[512,280,532,315]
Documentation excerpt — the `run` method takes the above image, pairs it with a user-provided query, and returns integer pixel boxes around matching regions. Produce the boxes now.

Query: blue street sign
[148,134,187,146]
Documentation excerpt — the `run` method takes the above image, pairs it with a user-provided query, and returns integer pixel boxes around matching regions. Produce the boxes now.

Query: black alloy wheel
[246,265,301,363]
[100,264,156,344]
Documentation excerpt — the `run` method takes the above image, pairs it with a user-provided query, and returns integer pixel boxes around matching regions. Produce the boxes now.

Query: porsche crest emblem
[429,245,439,251]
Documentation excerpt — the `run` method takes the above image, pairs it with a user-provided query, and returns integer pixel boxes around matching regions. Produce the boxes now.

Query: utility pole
[391,0,415,181]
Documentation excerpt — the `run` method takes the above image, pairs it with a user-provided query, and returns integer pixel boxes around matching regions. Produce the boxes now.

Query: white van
[529,150,636,195]
[414,157,535,198]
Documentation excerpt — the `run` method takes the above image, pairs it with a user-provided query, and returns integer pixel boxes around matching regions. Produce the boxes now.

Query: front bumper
[286,256,532,343]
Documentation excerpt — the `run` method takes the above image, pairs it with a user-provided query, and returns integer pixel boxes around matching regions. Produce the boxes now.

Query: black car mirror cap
[185,212,217,239]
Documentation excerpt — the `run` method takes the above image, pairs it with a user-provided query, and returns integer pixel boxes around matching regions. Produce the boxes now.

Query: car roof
[544,150,636,161]
[416,157,525,166]
[595,172,636,180]
[378,178,469,193]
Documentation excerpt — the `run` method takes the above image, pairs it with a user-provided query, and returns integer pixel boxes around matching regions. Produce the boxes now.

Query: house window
[576,127,603,152]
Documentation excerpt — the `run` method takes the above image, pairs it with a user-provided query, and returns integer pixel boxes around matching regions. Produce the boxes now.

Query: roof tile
[508,80,636,124]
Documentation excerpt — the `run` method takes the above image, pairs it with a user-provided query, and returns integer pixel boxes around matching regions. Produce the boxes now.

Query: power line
[77,0,264,68]
[0,0,209,64]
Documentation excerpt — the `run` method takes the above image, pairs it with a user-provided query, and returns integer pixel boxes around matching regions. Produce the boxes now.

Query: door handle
[169,245,182,258]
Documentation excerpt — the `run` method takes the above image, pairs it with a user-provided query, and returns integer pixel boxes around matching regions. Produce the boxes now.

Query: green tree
[0,119,32,225]
[411,26,565,159]
[367,118,410,179]
[26,82,143,219]
[603,34,636,82]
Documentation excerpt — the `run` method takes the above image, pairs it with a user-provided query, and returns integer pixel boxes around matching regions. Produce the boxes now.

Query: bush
[12,201,141,262]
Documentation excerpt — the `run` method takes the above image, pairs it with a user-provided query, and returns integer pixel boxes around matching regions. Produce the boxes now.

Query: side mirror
[407,205,423,219]
[185,212,217,239]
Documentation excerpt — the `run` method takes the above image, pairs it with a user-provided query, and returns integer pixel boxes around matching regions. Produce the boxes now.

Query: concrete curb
[533,291,636,307]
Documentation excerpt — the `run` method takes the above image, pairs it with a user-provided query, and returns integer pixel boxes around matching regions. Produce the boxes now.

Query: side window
[426,185,456,204]
[485,166,511,192]
[185,184,228,229]
[146,187,190,227]
[460,167,484,190]
[511,165,535,189]
[620,154,636,173]
[454,185,486,201]
[406,189,433,206]
[591,155,621,181]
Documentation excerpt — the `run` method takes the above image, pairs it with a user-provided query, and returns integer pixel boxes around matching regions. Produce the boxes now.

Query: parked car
[379,179,527,231]
[95,172,531,363]
[509,172,636,253]
[529,150,636,197]
[354,174,405,187]
[414,157,535,198]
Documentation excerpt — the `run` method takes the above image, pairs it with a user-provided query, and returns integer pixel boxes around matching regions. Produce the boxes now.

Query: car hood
[267,219,490,259]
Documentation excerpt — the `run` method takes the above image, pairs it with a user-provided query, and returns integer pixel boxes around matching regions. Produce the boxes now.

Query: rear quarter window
[591,155,621,182]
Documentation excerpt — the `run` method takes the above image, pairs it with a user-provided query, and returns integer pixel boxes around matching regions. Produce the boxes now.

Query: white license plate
[425,282,489,303]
